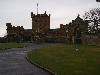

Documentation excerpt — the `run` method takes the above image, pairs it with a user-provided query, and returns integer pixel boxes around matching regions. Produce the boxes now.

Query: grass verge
[0,43,24,49]
[27,44,100,75]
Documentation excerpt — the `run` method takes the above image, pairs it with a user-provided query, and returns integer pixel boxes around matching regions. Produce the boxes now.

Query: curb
[25,56,57,75]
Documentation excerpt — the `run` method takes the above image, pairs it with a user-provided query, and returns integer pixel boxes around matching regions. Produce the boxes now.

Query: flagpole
[37,3,38,14]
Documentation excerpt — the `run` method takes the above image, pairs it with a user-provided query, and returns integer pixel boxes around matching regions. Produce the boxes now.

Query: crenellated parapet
[6,23,32,42]
[31,11,50,18]
[6,23,25,36]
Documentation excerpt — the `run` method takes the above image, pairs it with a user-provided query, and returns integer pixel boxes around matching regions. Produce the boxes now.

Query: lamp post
[66,30,68,44]
[75,28,80,52]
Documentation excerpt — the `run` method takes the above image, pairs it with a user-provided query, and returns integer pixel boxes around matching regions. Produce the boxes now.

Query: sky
[0,0,99,37]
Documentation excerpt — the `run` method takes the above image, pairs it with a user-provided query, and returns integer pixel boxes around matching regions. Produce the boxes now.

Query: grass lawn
[27,44,100,75]
[0,43,24,49]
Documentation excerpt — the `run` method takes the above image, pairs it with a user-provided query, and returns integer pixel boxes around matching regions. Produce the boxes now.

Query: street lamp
[66,30,69,43]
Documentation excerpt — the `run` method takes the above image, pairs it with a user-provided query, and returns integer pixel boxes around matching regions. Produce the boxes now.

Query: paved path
[0,43,52,75]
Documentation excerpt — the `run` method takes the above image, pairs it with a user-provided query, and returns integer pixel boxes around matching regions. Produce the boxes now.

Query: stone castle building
[6,23,32,42]
[6,10,100,44]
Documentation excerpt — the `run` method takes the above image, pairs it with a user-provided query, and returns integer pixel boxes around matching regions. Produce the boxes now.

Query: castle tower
[31,11,50,39]
[6,23,12,34]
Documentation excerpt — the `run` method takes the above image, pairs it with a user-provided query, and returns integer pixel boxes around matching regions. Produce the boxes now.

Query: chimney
[45,11,46,14]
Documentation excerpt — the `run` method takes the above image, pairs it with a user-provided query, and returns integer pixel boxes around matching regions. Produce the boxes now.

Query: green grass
[27,44,100,75]
[0,43,24,49]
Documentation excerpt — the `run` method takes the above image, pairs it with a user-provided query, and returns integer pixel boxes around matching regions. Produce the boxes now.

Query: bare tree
[96,0,100,2]
[83,8,100,34]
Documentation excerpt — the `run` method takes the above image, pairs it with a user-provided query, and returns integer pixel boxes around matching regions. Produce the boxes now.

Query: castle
[6,11,51,42]
[6,10,100,44]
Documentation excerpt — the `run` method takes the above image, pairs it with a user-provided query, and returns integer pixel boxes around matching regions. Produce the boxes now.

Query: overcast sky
[0,0,99,37]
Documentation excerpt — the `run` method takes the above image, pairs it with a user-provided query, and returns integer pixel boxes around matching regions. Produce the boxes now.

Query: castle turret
[6,23,12,29]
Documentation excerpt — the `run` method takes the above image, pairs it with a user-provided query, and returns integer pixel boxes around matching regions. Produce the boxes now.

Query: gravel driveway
[0,43,52,75]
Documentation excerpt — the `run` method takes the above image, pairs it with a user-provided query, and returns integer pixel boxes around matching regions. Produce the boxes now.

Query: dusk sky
[0,0,99,37]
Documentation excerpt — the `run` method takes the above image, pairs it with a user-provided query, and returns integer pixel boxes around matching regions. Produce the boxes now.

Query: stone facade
[6,23,32,42]
[31,11,50,41]
[47,15,89,44]
[6,11,100,44]
[81,34,98,44]
[66,15,88,44]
